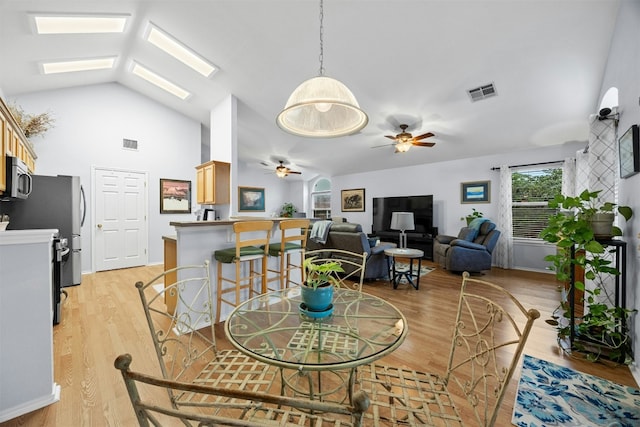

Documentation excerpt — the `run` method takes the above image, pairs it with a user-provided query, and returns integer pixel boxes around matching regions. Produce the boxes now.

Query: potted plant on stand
[540,189,635,363]
[280,202,297,218]
[300,257,344,318]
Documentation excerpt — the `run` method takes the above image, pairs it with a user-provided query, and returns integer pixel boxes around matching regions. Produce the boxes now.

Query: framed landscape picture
[461,181,490,203]
[341,188,365,212]
[238,186,265,212]
[160,179,192,214]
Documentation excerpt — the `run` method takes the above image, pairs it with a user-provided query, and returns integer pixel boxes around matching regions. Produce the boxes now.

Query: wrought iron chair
[135,261,280,411]
[115,353,371,426]
[357,271,540,426]
[304,248,367,291]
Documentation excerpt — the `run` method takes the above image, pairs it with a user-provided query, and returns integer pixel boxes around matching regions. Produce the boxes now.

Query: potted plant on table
[540,189,635,363]
[461,208,483,225]
[300,257,344,316]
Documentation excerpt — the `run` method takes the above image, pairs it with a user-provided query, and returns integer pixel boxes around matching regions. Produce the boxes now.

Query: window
[311,178,331,219]
[512,168,562,238]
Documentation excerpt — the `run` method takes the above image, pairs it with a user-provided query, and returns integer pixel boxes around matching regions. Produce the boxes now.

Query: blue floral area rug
[393,262,433,276]
[512,354,640,427]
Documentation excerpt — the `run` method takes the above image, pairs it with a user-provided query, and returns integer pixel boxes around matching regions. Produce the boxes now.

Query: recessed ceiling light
[132,63,191,100]
[33,14,129,34]
[145,24,217,77]
[42,57,116,74]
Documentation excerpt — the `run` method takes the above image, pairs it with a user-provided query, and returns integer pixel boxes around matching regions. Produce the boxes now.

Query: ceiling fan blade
[289,171,302,174]
[412,141,436,147]
[371,143,396,148]
[413,132,435,141]
[384,135,397,140]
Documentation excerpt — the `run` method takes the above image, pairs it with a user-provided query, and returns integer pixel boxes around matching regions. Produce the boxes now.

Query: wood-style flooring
[1,263,637,426]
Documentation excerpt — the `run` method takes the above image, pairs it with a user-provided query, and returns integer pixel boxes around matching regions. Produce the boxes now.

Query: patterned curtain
[494,165,513,269]
[588,113,617,202]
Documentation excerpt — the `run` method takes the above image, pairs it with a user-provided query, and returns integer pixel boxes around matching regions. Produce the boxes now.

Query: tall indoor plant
[540,189,634,363]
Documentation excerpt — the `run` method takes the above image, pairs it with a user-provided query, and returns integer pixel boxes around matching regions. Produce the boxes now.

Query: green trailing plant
[279,202,297,217]
[540,189,635,363]
[461,208,483,225]
[303,257,344,290]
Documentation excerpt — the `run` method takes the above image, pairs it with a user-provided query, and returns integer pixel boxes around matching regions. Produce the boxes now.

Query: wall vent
[123,138,138,151]
[467,83,497,102]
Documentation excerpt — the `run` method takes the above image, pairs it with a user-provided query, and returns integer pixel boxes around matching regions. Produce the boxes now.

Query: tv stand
[374,231,433,260]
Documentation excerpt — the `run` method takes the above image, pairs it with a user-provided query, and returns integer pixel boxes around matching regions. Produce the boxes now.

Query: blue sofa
[433,220,501,273]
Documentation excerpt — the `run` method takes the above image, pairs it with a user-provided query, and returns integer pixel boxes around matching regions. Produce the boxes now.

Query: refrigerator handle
[80,185,86,227]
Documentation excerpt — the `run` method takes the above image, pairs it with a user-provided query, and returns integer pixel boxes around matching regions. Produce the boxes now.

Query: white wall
[597,0,640,384]
[9,83,201,270]
[332,142,584,237]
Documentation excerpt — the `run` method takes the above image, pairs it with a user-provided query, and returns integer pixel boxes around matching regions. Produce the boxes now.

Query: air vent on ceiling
[467,83,497,102]
[123,138,138,151]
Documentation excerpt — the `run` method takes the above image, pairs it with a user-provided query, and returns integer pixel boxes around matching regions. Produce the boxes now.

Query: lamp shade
[276,76,369,138]
[390,212,415,231]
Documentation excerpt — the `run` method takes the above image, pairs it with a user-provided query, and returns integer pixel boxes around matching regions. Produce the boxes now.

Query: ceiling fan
[275,160,302,178]
[373,124,436,153]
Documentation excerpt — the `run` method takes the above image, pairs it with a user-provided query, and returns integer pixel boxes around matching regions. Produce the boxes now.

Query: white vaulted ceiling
[0,0,620,177]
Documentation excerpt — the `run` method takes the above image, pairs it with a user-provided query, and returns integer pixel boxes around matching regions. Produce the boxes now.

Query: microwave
[4,156,32,199]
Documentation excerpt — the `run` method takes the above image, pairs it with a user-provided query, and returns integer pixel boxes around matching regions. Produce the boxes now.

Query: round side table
[384,248,424,290]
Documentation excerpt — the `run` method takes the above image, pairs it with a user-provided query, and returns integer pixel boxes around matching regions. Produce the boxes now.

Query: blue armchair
[433,220,501,273]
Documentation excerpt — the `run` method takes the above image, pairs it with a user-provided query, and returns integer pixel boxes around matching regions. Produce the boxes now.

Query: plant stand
[568,240,630,362]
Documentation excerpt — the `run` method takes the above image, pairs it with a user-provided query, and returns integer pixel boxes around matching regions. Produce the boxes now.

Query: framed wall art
[618,124,639,179]
[341,188,365,212]
[160,179,192,214]
[238,186,265,212]
[461,181,490,203]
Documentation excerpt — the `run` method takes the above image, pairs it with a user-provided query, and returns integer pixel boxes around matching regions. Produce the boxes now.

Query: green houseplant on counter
[280,202,297,218]
[300,257,344,316]
[540,189,634,363]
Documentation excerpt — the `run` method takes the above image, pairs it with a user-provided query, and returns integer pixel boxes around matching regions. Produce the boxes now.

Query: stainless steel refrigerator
[4,175,85,287]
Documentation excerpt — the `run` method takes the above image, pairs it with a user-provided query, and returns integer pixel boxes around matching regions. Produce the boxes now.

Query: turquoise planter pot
[301,284,334,312]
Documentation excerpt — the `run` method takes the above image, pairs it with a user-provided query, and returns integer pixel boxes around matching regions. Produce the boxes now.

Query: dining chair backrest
[445,271,541,426]
[135,261,216,384]
[305,248,367,291]
[115,353,370,427]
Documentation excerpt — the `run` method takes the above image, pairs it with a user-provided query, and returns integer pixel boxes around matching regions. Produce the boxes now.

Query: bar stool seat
[214,220,273,323]
[263,219,310,291]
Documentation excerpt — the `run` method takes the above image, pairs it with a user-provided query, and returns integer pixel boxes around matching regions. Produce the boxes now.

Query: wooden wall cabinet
[195,160,230,205]
[0,97,37,194]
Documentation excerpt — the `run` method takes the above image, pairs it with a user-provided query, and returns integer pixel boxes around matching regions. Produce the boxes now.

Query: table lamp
[390,212,415,249]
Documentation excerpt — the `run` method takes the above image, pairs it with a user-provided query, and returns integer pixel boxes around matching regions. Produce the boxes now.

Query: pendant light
[276,0,368,138]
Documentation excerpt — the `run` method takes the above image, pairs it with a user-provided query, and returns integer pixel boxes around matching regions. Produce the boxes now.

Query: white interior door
[93,167,148,271]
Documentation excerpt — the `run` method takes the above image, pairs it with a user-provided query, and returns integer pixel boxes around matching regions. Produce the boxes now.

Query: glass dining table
[224,287,408,404]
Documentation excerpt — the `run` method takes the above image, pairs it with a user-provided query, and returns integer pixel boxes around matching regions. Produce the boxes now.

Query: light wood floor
[2,263,637,426]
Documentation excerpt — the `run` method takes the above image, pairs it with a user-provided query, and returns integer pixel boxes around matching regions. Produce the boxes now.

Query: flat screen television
[372,195,433,235]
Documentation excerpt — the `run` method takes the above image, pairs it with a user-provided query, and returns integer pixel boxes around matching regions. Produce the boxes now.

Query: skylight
[34,14,128,34]
[132,63,191,100]
[145,24,217,77]
[42,57,116,74]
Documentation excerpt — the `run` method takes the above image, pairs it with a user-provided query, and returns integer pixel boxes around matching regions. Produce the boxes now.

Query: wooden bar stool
[214,220,273,323]
[264,219,311,291]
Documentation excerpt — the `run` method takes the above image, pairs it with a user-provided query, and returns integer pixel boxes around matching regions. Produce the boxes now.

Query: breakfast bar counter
[168,217,302,322]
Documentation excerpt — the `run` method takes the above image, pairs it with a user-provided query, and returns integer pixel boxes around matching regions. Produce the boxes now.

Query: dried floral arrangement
[7,102,55,138]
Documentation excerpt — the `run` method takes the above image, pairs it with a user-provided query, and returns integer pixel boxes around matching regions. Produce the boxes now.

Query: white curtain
[562,157,576,197]
[494,165,513,269]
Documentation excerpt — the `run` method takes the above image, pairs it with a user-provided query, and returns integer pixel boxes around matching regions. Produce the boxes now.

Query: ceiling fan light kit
[276,0,368,138]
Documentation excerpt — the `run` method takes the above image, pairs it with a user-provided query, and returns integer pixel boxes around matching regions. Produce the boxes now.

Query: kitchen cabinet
[0,97,37,195]
[195,160,230,205]
[0,229,60,422]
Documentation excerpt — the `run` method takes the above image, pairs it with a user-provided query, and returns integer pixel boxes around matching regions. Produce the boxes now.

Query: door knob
[97,224,103,229]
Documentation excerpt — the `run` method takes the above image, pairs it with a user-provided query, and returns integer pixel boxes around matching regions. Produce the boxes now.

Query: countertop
[170,217,307,227]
